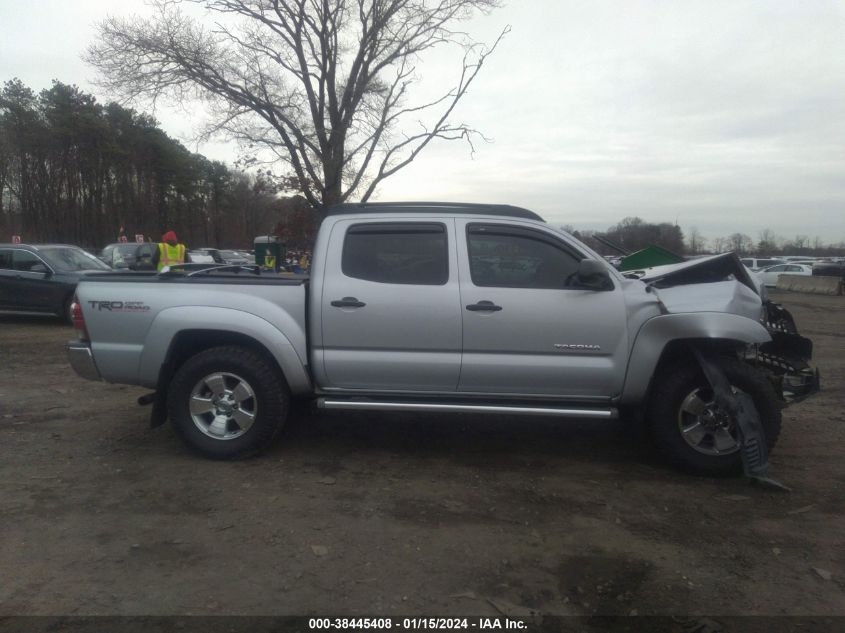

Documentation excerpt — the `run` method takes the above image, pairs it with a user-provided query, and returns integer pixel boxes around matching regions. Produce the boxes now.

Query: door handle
[466,300,502,312]
[331,296,366,308]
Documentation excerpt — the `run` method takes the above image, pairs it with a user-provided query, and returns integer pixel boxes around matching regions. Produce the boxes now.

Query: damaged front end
[638,252,821,406]
[751,301,821,405]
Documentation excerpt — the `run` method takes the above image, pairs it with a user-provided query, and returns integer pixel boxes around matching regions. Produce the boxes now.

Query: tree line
[0,78,308,249]
[701,229,845,257]
[575,217,845,258]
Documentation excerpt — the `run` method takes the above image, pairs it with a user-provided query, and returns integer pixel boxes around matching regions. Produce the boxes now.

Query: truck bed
[75,271,310,391]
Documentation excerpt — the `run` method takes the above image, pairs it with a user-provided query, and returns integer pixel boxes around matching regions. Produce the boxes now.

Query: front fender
[137,306,311,394]
[619,312,771,404]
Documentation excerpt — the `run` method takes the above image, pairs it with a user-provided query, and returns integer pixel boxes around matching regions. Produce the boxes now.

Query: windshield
[115,244,141,255]
[40,247,112,272]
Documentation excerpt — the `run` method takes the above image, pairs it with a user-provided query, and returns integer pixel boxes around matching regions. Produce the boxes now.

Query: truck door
[319,219,462,391]
[456,220,628,400]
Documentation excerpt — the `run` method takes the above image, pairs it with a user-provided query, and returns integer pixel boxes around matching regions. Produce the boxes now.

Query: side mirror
[574,259,613,290]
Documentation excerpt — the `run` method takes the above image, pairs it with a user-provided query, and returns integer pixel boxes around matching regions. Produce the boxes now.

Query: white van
[740,257,785,271]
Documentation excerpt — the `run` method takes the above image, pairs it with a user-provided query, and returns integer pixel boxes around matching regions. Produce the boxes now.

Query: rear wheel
[647,357,781,476]
[168,345,289,459]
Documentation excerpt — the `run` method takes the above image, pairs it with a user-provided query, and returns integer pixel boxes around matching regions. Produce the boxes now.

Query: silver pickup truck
[67,202,819,476]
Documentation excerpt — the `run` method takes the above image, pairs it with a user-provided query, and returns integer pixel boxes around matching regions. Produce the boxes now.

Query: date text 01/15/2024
[308,618,529,630]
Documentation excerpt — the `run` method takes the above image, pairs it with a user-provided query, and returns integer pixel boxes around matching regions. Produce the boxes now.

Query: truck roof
[325,202,545,222]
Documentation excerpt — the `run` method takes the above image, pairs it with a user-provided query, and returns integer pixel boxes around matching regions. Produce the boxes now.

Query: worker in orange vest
[153,230,187,271]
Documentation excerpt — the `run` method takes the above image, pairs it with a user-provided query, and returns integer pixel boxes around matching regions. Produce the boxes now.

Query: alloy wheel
[189,372,257,440]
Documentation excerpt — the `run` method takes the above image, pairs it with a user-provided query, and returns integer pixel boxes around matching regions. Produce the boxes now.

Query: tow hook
[692,349,791,492]
[137,392,156,406]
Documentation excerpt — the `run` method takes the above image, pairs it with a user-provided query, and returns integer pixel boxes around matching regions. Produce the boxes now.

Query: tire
[167,345,289,459]
[61,294,74,325]
[646,356,782,476]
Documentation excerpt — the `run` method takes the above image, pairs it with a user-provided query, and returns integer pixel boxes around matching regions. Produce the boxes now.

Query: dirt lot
[0,290,843,619]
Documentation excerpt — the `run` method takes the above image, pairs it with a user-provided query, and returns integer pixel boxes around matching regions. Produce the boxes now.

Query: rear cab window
[341,223,448,285]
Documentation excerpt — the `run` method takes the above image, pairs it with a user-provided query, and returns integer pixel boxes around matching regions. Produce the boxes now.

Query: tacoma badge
[554,343,602,351]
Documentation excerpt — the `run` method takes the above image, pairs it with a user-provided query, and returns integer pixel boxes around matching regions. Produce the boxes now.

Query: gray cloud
[2,0,844,242]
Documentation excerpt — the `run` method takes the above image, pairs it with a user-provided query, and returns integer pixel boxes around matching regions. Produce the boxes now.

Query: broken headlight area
[746,301,821,405]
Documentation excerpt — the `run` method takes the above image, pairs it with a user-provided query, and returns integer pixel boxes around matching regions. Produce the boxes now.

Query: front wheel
[647,357,782,476]
[168,345,289,459]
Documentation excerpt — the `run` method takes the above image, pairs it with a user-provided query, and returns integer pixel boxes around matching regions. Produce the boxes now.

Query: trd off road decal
[88,301,151,312]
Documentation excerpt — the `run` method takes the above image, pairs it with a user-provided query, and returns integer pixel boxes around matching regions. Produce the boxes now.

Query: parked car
[68,202,819,476]
[739,257,784,271]
[186,251,216,264]
[192,248,226,264]
[0,243,111,321]
[757,263,813,288]
[100,242,157,270]
[812,261,845,279]
[786,261,818,267]
[217,250,253,265]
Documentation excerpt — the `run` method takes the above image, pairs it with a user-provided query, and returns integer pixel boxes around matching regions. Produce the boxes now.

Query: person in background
[153,230,187,271]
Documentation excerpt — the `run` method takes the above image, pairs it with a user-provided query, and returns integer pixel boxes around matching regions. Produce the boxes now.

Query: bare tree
[787,234,810,253]
[757,228,779,255]
[686,226,706,255]
[86,0,508,210]
[727,232,753,254]
[711,236,727,253]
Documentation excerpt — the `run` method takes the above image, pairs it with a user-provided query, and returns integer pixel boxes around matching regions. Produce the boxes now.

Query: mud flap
[137,391,168,428]
[691,349,790,491]
[146,361,174,429]
[150,391,168,428]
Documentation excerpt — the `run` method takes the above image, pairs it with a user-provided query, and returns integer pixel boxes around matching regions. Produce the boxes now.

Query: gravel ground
[0,290,843,619]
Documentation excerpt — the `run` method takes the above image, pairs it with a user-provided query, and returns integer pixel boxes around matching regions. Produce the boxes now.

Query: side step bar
[316,398,617,420]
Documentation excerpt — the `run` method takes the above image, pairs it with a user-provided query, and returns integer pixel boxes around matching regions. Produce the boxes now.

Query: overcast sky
[2,0,844,241]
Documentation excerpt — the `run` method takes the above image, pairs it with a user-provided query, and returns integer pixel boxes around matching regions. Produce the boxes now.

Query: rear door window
[342,223,448,285]
[0,249,12,270]
[13,250,47,272]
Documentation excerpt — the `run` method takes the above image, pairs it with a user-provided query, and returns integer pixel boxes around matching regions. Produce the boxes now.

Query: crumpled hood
[637,252,759,292]
[651,280,763,320]
[628,252,764,320]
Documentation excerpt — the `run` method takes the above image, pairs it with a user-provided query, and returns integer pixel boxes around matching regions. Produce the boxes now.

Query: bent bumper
[782,366,821,403]
[67,341,102,381]
[757,302,821,405]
